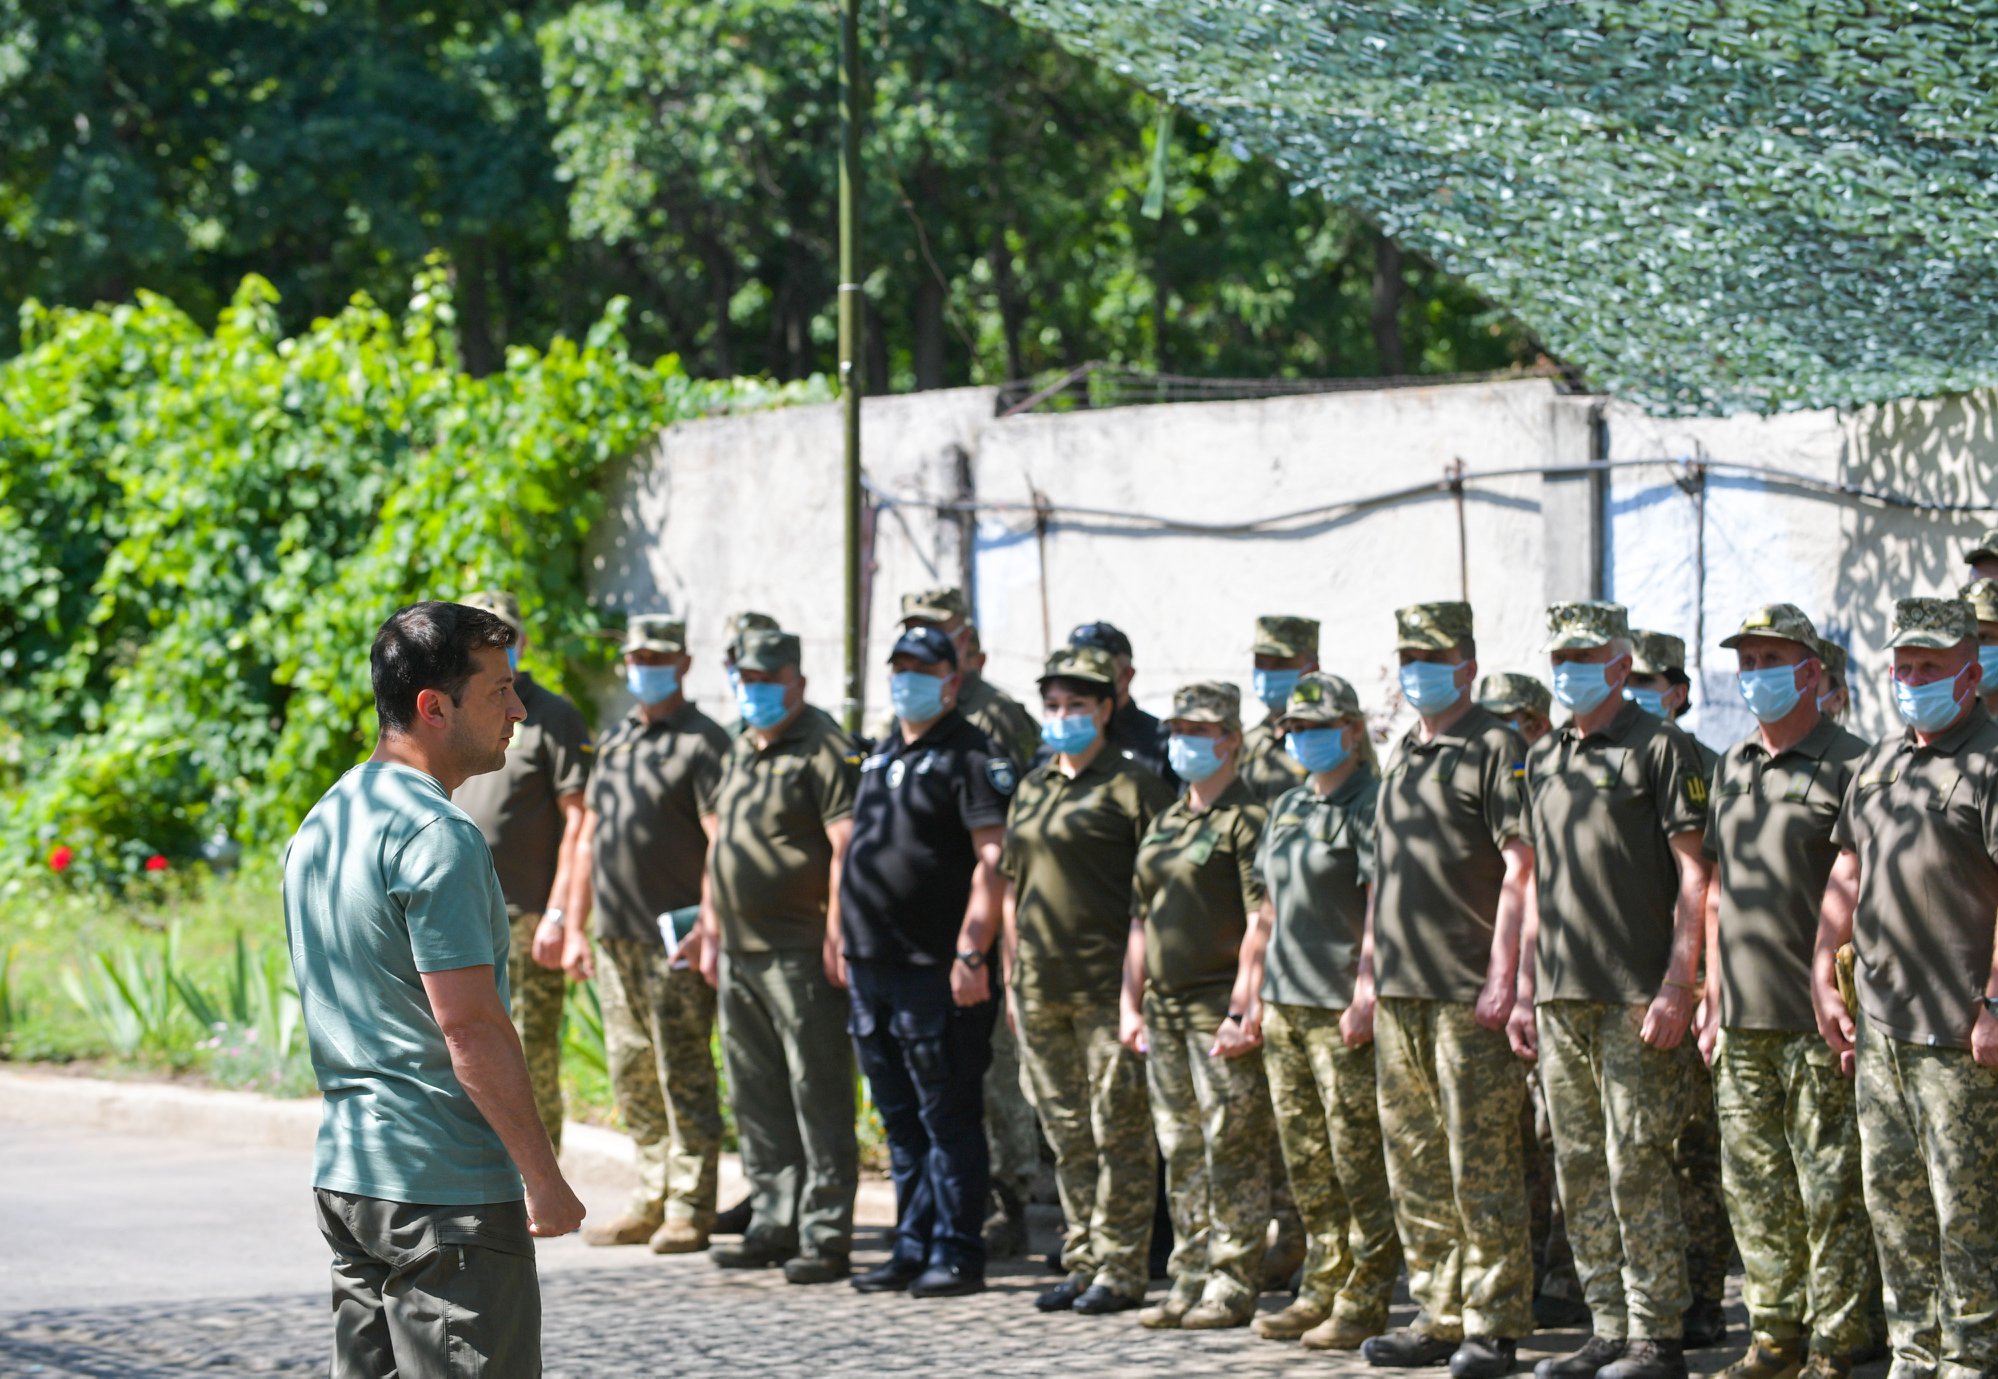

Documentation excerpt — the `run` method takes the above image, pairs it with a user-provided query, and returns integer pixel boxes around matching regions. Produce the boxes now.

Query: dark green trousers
[315,1189,540,1378]
[718,947,858,1258]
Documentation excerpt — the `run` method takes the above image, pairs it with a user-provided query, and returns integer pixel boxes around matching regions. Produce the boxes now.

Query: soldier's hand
[1812,975,1855,1076]
[1340,989,1376,1049]
[1640,984,1696,1050]
[525,1173,587,1238]
[531,916,567,970]
[1506,1001,1537,1061]
[951,957,990,1007]
[1119,1008,1148,1055]
[1208,1012,1261,1059]
[561,932,594,982]
[820,933,846,991]
[1974,1006,1998,1070]
[1473,971,1514,1032]
[1695,996,1719,1065]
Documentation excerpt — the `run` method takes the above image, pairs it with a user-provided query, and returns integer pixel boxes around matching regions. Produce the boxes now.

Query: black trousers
[846,958,997,1273]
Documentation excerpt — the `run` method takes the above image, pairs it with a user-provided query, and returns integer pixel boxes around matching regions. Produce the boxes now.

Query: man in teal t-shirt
[284,600,586,1378]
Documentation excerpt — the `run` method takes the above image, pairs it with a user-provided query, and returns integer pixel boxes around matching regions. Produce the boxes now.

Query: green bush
[0,265,823,888]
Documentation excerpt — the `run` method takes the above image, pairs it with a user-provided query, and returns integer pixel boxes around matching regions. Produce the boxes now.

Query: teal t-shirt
[283,761,520,1205]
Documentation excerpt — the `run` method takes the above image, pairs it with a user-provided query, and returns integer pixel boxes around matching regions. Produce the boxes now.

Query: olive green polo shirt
[709,704,862,954]
[1526,700,1708,1004]
[586,701,729,944]
[451,673,593,914]
[1134,776,1269,1014]
[1239,716,1308,803]
[1002,751,1175,1001]
[958,672,1040,766]
[1833,705,1998,1049]
[1705,717,1869,1032]
[1257,768,1378,1011]
[1373,704,1531,1003]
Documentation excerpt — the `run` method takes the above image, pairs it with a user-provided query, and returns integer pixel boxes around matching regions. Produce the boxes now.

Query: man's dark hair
[371,601,515,734]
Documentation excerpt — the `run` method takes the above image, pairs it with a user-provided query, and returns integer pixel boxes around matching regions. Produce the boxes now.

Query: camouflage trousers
[1015,992,1155,1297]
[1524,1070,1582,1304]
[1714,1027,1877,1355]
[1375,997,1535,1340]
[597,937,722,1226]
[1676,1054,1735,1306]
[507,910,566,1154]
[1144,994,1274,1311]
[1855,1017,1998,1379]
[1261,1002,1401,1328]
[1537,1000,1697,1341]
[986,1012,1040,1204]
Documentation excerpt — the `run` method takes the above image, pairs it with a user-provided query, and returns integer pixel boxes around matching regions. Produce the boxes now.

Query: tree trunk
[865,297,889,394]
[1370,229,1405,376]
[989,227,1025,382]
[452,237,499,378]
[913,269,946,391]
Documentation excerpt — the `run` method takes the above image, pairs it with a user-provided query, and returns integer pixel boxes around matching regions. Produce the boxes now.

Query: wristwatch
[1983,995,1998,1021]
[539,908,566,930]
[955,949,985,970]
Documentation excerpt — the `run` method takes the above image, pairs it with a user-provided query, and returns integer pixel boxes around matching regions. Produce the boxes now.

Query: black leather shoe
[851,1258,925,1293]
[1533,1335,1626,1379]
[1681,1298,1727,1350]
[1072,1285,1143,1316]
[1363,1327,1459,1367]
[712,1196,753,1236]
[782,1252,849,1285]
[1035,1280,1088,1312]
[709,1237,795,1270]
[1451,1336,1517,1378]
[908,1262,986,1298]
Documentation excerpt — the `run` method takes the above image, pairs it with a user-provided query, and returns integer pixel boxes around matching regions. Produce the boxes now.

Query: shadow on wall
[1838,391,1998,665]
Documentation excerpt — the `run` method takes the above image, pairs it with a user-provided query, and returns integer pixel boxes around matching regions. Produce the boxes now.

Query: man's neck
[1311,758,1361,796]
[1573,696,1624,738]
[1059,735,1107,778]
[1756,702,1822,756]
[638,692,685,726]
[1417,695,1474,743]
[1187,764,1237,812]
[900,710,947,744]
[753,702,807,750]
[369,734,461,794]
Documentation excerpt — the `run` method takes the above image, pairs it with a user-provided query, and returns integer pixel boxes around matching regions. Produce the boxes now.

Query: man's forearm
[1487,850,1531,989]
[444,1012,562,1187]
[1514,872,1540,1000]
[957,865,1003,952]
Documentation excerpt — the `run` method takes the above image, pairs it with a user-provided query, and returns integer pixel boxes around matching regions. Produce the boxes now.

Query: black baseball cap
[1068,621,1133,659]
[888,625,958,668]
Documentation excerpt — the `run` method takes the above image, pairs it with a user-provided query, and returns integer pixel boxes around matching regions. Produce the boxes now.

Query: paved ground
[0,1118,1885,1378]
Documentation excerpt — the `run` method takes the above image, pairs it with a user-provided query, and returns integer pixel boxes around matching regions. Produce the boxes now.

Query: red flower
[144,855,169,873]
[48,845,73,872]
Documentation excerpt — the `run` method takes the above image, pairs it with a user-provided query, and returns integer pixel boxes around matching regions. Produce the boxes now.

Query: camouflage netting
[991,1,1998,416]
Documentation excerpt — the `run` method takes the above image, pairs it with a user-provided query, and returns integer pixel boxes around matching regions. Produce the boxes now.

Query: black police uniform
[840,707,1013,1279]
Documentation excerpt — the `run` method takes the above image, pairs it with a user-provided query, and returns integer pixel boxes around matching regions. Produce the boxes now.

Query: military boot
[1717,1340,1803,1379]
[1138,1285,1200,1330]
[1533,1335,1626,1379]
[982,1182,1028,1259]
[1299,1315,1375,1352]
[649,1219,710,1254]
[582,1210,663,1247]
[1253,1300,1328,1340]
[1181,1293,1256,1330]
[1363,1327,1461,1367]
[1597,1339,1687,1379]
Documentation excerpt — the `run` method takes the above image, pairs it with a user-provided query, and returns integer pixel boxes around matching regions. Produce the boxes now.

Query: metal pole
[839,0,865,735]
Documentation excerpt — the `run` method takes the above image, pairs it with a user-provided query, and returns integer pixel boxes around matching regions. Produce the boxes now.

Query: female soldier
[1002,645,1176,1317]
[1122,681,1273,1331]
[1219,672,1401,1351]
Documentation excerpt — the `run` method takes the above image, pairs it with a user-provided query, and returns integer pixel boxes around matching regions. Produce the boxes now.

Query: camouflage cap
[1964,527,1998,566]
[1394,601,1473,652]
[1169,680,1242,730]
[1819,638,1849,684]
[1718,602,1821,652]
[1252,615,1320,658]
[1476,672,1551,717]
[1545,600,1630,652]
[1038,644,1119,691]
[1885,596,1976,650]
[1961,578,1998,625]
[725,609,779,643]
[900,587,970,625]
[1281,671,1362,725]
[622,613,687,655]
[460,590,522,635]
[1630,629,1688,675]
[735,628,801,672]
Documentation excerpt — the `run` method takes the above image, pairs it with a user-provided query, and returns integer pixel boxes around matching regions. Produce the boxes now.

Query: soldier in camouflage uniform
[898,588,1041,1257]
[1125,682,1273,1331]
[1001,646,1174,1315]
[1697,605,1876,1379]
[572,614,729,1253]
[1513,601,1714,1379]
[1818,596,1998,1379]
[1223,672,1401,1351]
[1478,672,1587,1331]
[450,591,593,1155]
[1363,603,1535,1378]
[1959,579,1998,718]
[1625,628,1736,1351]
[1816,641,1851,723]
[1963,525,1998,583]
[1240,615,1317,804]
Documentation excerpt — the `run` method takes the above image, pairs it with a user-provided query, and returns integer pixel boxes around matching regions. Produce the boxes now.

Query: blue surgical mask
[506,644,520,673]
[626,663,679,704]
[1979,646,1998,687]
[1253,668,1302,712]
[890,670,948,723]
[1736,665,1805,724]
[1041,713,1099,756]
[736,680,790,730]
[1168,734,1228,783]
[1552,661,1617,715]
[1623,686,1668,718]
[1285,727,1350,775]
[1895,674,1967,733]
[1399,662,1463,715]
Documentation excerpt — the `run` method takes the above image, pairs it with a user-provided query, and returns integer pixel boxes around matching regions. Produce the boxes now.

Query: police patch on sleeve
[985,757,1019,796]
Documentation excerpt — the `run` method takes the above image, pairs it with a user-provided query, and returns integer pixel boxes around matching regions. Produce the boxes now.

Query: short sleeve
[1700,751,1732,860]
[815,738,860,826]
[1352,783,1380,887]
[391,820,505,973]
[1651,725,1709,839]
[1831,767,1860,852]
[545,700,593,798]
[959,744,1012,832]
[1480,725,1531,849]
[1234,803,1270,912]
